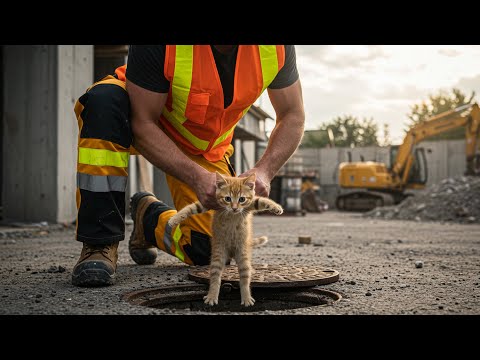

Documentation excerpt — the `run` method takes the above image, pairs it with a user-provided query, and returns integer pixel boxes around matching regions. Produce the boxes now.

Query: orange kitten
[168,172,283,307]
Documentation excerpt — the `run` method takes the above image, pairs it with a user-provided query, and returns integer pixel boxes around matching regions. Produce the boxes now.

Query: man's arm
[240,79,305,196]
[126,80,220,209]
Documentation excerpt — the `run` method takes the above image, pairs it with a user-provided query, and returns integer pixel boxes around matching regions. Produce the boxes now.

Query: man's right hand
[194,171,222,210]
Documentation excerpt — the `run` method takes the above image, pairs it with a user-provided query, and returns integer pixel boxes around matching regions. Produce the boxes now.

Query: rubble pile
[365,176,480,224]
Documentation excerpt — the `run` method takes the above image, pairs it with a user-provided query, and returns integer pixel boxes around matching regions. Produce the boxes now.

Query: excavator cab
[389,145,427,186]
[389,145,428,188]
[408,148,428,186]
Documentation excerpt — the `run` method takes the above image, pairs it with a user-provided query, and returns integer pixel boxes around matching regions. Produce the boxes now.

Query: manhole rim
[122,283,342,312]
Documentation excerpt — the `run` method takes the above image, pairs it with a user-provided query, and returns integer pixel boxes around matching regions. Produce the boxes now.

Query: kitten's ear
[244,173,256,190]
[215,171,228,188]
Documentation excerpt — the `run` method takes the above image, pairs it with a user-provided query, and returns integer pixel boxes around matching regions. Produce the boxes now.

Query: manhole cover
[188,264,339,288]
[123,284,341,313]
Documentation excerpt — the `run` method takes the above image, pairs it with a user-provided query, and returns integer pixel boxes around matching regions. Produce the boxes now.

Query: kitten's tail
[252,236,268,247]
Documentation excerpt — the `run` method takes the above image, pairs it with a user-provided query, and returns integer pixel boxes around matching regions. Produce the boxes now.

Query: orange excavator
[336,103,480,211]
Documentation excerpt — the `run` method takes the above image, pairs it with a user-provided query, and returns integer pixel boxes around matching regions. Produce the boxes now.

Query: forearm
[132,122,208,188]
[255,112,305,180]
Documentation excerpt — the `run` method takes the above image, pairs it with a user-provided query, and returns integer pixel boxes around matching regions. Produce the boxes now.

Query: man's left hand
[238,168,271,197]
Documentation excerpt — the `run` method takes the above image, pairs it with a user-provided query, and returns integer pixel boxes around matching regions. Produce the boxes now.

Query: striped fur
[167,201,207,228]
[168,172,283,307]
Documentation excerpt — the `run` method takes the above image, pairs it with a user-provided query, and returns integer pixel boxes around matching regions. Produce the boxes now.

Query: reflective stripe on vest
[259,45,279,93]
[162,45,279,152]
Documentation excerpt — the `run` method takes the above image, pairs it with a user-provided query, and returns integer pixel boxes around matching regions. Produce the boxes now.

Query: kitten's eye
[224,196,232,202]
[239,197,246,203]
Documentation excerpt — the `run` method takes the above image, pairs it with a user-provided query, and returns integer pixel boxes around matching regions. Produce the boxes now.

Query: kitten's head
[215,172,256,213]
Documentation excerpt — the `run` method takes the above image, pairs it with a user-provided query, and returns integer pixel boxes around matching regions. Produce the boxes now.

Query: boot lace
[85,244,112,258]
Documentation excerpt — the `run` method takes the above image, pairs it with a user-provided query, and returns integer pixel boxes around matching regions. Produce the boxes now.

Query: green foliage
[301,115,379,148]
[381,123,392,146]
[301,130,330,148]
[406,88,476,140]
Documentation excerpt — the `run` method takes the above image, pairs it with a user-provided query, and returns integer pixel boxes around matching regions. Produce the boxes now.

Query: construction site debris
[298,236,312,244]
[364,176,480,224]
[415,261,424,269]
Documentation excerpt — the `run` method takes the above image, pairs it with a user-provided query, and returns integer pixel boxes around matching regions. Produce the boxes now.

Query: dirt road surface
[1,211,479,315]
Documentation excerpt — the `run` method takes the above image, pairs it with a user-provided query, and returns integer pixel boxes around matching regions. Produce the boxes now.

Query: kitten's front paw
[271,205,283,215]
[167,218,178,227]
[241,296,255,307]
[203,294,218,306]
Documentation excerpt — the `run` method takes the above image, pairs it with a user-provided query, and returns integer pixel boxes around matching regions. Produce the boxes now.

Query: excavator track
[336,190,395,212]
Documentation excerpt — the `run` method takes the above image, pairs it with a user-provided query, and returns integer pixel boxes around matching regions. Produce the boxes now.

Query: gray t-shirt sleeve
[268,45,299,89]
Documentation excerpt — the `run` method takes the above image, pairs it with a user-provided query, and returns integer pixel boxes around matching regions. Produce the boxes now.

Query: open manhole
[123,265,341,312]
[123,284,341,312]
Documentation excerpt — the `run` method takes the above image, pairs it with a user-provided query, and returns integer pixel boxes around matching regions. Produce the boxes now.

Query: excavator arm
[392,103,480,179]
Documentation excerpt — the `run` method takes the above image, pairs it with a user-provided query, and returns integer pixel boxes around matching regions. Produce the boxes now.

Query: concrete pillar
[234,139,242,173]
[2,45,93,223]
[153,168,174,208]
[57,45,94,223]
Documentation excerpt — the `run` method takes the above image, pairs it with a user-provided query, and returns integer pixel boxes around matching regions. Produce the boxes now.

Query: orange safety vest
[116,45,285,161]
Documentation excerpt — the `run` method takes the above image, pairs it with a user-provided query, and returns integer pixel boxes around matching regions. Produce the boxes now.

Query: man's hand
[193,171,222,210]
[239,168,271,197]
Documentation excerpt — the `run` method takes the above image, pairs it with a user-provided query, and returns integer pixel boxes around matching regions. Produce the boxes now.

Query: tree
[406,88,476,140]
[381,123,392,146]
[301,130,330,148]
[301,115,379,148]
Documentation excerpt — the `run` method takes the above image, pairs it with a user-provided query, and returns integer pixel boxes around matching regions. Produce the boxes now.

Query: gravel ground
[1,211,479,315]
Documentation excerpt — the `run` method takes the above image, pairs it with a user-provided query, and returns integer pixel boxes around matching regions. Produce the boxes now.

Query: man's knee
[183,230,211,266]
[77,83,132,148]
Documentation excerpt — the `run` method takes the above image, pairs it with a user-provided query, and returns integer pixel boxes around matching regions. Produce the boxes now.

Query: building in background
[0,45,273,223]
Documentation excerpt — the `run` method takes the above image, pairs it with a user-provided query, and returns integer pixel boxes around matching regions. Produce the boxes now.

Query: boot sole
[72,269,115,287]
[129,192,158,265]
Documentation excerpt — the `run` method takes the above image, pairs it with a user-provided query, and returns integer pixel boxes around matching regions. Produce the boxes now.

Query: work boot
[71,242,119,287]
[129,191,159,265]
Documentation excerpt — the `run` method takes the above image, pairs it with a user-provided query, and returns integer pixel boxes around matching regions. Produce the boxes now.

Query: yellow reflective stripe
[259,45,279,92]
[163,110,210,151]
[173,225,185,262]
[163,45,210,151]
[78,148,129,168]
[213,123,237,148]
[241,105,252,118]
[172,45,194,123]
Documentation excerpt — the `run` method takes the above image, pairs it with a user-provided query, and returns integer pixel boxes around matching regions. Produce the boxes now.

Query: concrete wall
[422,139,466,186]
[2,45,93,223]
[289,140,468,207]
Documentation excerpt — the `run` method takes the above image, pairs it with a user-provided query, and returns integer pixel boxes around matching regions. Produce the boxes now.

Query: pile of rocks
[365,176,480,224]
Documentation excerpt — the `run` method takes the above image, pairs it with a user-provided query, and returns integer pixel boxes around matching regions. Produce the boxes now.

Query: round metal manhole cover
[188,264,339,288]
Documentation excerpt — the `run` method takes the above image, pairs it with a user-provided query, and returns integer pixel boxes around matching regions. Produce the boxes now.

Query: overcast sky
[258,45,480,145]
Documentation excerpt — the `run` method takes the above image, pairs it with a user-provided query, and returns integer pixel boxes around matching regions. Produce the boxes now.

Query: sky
[257,45,480,145]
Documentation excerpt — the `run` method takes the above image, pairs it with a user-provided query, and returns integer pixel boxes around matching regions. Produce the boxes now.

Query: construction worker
[72,45,305,287]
